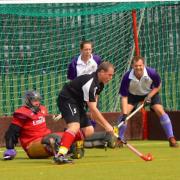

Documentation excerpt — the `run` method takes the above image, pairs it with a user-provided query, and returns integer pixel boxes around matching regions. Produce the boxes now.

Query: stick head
[141,153,153,161]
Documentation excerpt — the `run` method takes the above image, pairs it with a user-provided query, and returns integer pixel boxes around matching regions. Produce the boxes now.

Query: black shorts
[57,94,92,128]
[128,93,162,107]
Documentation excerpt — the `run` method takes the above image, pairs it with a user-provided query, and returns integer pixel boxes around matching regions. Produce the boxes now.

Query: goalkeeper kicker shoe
[169,137,179,147]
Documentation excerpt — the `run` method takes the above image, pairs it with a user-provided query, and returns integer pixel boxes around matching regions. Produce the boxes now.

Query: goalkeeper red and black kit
[5,105,50,150]
[57,72,104,127]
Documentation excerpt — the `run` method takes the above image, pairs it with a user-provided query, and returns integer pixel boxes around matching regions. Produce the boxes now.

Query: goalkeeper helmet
[24,90,41,113]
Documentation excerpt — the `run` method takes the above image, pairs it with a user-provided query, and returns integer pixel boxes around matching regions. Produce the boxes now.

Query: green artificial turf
[0,141,180,180]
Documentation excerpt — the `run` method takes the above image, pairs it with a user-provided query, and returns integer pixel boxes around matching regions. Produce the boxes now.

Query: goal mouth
[0,2,179,117]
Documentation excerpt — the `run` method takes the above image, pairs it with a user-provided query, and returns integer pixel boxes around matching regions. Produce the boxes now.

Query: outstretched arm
[87,101,114,135]
[147,84,161,99]
[3,124,21,160]
[144,84,161,105]
[5,124,21,149]
[121,96,129,115]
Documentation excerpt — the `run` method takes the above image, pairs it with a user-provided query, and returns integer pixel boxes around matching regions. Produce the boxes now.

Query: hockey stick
[114,134,153,161]
[117,103,144,128]
[113,103,153,161]
[123,141,153,161]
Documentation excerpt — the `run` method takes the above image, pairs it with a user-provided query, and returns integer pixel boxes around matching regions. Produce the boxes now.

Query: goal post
[0,2,179,116]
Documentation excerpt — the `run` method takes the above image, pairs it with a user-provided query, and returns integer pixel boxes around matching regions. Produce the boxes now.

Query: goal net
[0,2,179,116]
[138,4,180,110]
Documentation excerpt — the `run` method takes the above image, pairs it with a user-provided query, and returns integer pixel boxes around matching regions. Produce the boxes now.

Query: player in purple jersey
[67,40,102,80]
[118,56,178,147]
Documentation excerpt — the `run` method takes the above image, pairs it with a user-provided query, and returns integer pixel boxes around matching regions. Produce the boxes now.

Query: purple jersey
[119,67,161,96]
[67,54,102,80]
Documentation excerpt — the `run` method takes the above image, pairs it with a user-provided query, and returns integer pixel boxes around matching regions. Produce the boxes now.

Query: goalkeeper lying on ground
[3,90,84,160]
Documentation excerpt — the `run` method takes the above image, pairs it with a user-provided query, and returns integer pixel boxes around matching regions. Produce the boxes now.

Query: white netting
[0,3,134,115]
[138,4,180,110]
[0,2,179,116]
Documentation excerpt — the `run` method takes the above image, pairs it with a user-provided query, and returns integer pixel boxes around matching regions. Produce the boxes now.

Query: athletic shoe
[53,154,73,164]
[115,138,125,148]
[169,137,179,147]
[69,140,85,159]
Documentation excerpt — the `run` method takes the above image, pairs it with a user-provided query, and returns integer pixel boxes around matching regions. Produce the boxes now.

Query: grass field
[0,140,180,180]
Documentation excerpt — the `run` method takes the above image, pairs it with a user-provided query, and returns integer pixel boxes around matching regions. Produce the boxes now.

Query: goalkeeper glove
[3,149,17,160]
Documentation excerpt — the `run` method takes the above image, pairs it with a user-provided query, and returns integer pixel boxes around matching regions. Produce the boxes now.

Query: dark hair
[132,56,145,64]
[80,40,93,49]
[97,61,114,72]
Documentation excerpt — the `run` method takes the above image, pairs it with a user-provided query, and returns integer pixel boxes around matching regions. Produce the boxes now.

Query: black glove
[144,96,151,105]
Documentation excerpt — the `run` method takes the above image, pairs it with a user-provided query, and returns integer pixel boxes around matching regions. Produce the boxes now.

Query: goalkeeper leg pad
[104,133,117,148]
